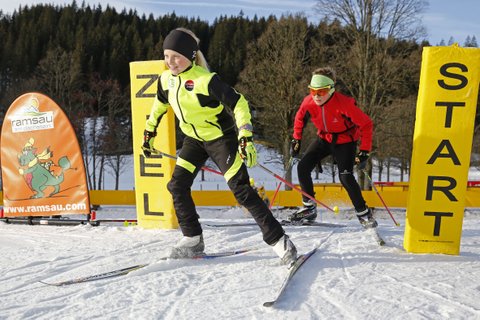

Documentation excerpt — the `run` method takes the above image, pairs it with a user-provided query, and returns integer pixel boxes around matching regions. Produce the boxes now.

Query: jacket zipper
[321,106,329,132]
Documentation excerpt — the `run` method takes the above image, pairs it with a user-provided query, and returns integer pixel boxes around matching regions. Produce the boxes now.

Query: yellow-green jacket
[146,64,252,141]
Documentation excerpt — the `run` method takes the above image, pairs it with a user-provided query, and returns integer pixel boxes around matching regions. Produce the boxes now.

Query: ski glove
[316,159,323,173]
[238,128,257,168]
[355,150,370,170]
[291,139,301,157]
[142,130,157,157]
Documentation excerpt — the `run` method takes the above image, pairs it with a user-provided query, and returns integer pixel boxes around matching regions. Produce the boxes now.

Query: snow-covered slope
[1,206,479,319]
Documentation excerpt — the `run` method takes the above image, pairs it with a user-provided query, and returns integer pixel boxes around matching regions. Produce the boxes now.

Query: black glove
[316,159,323,173]
[142,130,157,157]
[355,150,369,170]
[291,139,301,157]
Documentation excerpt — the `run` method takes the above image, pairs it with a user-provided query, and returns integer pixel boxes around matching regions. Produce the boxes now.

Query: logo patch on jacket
[168,78,175,88]
[185,80,194,91]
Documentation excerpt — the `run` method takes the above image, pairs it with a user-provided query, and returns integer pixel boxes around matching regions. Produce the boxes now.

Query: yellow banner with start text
[404,45,480,254]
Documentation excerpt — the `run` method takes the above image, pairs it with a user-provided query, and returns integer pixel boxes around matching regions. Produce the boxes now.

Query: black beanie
[163,29,199,61]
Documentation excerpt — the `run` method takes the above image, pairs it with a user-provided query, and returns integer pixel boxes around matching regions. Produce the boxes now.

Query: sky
[1,0,479,46]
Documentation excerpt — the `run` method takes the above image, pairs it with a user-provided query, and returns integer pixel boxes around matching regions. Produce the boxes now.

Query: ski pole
[363,169,400,226]
[147,148,223,176]
[257,162,338,213]
[268,157,294,209]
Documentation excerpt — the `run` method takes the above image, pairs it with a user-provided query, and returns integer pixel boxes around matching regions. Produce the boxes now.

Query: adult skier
[290,67,377,229]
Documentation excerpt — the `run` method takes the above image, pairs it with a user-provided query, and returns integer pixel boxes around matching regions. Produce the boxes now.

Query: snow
[2,145,480,319]
[1,206,480,319]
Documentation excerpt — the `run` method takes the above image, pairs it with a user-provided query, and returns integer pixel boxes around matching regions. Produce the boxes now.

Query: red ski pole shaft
[363,170,400,226]
[269,182,282,209]
[268,157,294,209]
[257,163,335,213]
[152,149,223,176]
[199,165,223,176]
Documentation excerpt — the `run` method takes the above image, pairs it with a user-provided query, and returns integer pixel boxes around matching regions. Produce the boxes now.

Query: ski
[205,222,258,227]
[368,228,386,246]
[280,220,346,228]
[39,248,254,286]
[39,264,148,286]
[263,247,318,307]
[205,221,346,228]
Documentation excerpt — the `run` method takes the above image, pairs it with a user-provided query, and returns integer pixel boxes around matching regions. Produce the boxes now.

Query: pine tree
[471,35,478,47]
[464,35,478,47]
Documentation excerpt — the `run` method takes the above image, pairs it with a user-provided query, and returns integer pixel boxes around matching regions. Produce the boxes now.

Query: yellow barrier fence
[2,183,479,208]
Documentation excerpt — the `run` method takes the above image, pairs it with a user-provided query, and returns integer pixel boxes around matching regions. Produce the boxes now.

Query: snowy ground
[1,206,479,320]
[2,146,480,319]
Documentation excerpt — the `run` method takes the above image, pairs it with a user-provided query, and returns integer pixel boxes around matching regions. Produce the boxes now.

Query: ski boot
[356,208,378,229]
[272,234,297,266]
[170,234,205,258]
[288,200,317,223]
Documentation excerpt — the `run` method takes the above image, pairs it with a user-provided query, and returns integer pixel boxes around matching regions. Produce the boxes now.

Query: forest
[0,0,479,190]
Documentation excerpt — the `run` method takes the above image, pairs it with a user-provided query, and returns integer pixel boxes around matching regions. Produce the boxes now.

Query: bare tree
[314,0,427,187]
[34,48,83,116]
[102,81,132,190]
[376,95,416,181]
[78,73,131,190]
[472,124,480,171]
[238,15,312,185]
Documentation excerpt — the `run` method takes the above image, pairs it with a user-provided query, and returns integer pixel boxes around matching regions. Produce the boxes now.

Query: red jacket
[293,92,373,151]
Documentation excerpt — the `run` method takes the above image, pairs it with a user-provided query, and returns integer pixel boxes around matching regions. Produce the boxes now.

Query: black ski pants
[167,133,284,245]
[297,137,367,212]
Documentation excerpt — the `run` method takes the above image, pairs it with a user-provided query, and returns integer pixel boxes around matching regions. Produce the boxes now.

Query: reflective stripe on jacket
[293,92,373,151]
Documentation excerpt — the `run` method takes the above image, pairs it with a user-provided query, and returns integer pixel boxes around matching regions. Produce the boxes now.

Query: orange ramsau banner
[1,92,90,217]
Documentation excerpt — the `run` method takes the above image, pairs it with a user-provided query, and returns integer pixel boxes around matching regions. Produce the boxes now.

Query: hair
[312,67,336,83]
[175,27,210,71]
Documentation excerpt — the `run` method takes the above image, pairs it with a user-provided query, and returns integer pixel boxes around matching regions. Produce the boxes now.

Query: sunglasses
[309,87,332,96]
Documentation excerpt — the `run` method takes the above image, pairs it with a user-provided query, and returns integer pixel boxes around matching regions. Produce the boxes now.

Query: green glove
[142,130,157,157]
[238,127,257,167]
